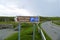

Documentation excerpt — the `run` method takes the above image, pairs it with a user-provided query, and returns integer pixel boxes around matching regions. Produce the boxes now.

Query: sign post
[16,16,39,40]
[30,16,39,40]
[18,23,21,40]
[16,17,21,40]
[33,24,36,40]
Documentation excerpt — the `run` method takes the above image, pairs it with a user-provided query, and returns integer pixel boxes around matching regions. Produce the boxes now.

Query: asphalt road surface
[41,21,60,40]
[0,29,18,40]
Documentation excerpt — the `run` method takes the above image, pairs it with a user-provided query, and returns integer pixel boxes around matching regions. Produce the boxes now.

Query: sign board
[30,17,39,22]
[16,16,39,23]
[16,16,39,40]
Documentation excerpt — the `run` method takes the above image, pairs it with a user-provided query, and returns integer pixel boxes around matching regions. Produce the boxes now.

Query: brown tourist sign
[16,16,39,23]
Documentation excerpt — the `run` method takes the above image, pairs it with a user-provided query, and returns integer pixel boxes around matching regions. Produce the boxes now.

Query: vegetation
[52,21,60,25]
[0,16,59,40]
[4,32,18,40]
[40,16,60,22]
[0,17,14,22]
[0,22,18,28]
[5,23,42,40]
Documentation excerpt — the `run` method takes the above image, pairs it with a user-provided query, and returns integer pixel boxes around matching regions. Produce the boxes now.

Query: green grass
[52,21,60,25]
[4,22,51,40]
[4,33,18,40]
[5,23,42,40]
[0,22,18,28]
[40,16,60,22]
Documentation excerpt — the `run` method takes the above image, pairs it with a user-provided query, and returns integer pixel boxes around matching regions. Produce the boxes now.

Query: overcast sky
[0,0,60,17]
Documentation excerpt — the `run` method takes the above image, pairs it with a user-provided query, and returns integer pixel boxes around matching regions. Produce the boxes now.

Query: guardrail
[38,26,46,40]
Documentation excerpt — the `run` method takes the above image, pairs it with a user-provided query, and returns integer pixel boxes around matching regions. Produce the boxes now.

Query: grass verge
[0,22,18,28]
[52,21,60,25]
[4,32,18,40]
[5,23,42,40]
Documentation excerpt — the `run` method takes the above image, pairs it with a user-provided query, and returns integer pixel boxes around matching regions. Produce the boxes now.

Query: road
[41,21,60,40]
[0,29,18,40]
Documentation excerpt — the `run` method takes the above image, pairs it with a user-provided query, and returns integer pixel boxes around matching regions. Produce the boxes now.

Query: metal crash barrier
[38,26,46,40]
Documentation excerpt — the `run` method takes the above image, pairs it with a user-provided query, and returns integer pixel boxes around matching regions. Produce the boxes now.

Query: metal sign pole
[16,16,39,40]
[18,23,21,40]
[33,23,36,40]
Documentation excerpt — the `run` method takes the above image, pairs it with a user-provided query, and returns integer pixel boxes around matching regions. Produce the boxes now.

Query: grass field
[52,21,60,25]
[40,16,60,22]
[5,23,42,40]
[0,22,18,28]
[5,23,51,40]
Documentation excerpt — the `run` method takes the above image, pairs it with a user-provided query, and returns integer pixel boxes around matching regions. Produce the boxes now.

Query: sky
[0,0,60,17]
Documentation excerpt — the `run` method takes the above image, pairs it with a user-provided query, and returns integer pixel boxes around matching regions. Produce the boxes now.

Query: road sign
[30,17,39,22]
[16,16,39,40]
[30,17,35,22]
[16,16,39,23]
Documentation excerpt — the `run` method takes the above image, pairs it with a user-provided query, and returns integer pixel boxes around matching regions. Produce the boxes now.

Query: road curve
[41,21,60,40]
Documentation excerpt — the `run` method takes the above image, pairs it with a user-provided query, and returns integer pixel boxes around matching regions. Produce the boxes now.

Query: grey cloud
[0,0,60,16]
